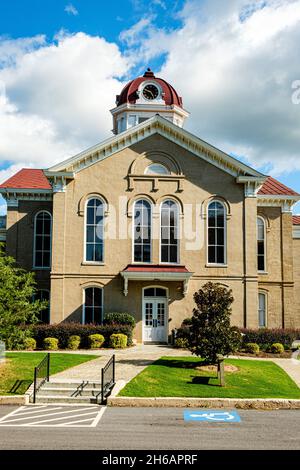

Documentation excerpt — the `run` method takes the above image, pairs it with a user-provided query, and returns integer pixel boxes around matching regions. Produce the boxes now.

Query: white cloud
[0,32,129,171]
[64,3,79,16]
[121,0,300,175]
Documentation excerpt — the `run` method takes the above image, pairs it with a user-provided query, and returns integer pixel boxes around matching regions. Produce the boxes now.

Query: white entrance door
[143,298,168,343]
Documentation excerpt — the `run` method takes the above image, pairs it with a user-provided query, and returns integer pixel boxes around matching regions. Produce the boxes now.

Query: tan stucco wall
[4,133,300,337]
[293,238,300,327]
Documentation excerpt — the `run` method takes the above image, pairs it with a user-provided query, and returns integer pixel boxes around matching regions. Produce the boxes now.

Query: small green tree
[0,244,48,349]
[189,282,242,364]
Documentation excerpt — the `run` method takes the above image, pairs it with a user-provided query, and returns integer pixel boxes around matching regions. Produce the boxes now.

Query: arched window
[85,198,104,263]
[145,163,170,175]
[160,200,179,263]
[207,201,226,264]
[34,290,50,324]
[83,287,103,324]
[258,292,267,327]
[34,211,52,268]
[257,217,266,272]
[133,199,151,262]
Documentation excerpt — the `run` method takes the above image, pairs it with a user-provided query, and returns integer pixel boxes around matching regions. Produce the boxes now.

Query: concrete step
[38,387,102,397]
[46,381,101,389]
[33,395,99,404]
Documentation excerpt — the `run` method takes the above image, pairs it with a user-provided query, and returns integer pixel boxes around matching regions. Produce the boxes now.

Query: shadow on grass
[189,376,220,387]
[154,358,202,369]
[9,379,32,394]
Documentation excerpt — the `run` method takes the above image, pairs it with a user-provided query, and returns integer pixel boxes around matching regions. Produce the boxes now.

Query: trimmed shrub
[67,335,81,350]
[104,312,135,327]
[245,342,260,354]
[30,323,133,348]
[88,334,105,349]
[240,328,300,349]
[110,333,127,349]
[174,337,189,349]
[270,342,284,354]
[23,337,36,350]
[43,337,59,350]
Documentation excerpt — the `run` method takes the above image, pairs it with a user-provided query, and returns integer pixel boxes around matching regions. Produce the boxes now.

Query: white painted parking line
[0,405,106,428]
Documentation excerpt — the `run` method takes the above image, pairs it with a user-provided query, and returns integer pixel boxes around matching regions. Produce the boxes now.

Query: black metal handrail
[101,354,115,404]
[33,353,50,403]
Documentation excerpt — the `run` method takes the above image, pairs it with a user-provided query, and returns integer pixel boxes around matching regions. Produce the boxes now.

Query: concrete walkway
[52,345,300,386]
[52,345,191,382]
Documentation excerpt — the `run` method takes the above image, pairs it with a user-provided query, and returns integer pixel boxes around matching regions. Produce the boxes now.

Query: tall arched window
[85,198,104,262]
[83,287,103,324]
[133,199,151,262]
[257,216,266,272]
[207,201,226,264]
[258,292,267,327]
[34,211,52,268]
[160,200,179,263]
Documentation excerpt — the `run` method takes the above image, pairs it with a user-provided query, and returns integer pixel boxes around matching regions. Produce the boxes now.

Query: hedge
[240,328,300,349]
[104,312,135,327]
[174,327,300,350]
[30,323,133,349]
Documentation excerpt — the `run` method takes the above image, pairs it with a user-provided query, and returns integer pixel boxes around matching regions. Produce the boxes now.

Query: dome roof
[116,68,183,108]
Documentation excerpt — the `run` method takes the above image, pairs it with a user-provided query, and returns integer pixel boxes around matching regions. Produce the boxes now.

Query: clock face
[142,84,159,100]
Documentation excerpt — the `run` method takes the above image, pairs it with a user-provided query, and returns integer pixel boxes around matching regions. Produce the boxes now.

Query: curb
[0,395,29,406]
[107,396,300,409]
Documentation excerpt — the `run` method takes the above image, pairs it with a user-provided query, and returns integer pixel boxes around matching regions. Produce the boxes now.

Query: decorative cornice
[48,115,265,180]
[257,194,300,213]
[236,176,266,198]
[0,189,53,206]
[43,171,74,193]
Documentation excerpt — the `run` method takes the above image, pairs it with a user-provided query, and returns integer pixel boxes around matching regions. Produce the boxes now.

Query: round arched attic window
[144,163,170,175]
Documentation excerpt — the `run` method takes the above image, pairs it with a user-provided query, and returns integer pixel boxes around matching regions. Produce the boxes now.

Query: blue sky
[0,0,300,214]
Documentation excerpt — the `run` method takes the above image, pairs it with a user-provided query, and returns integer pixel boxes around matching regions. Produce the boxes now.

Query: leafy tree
[0,244,48,349]
[189,282,242,364]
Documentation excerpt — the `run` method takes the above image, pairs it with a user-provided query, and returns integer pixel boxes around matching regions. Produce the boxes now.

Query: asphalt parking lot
[0,405,299,450]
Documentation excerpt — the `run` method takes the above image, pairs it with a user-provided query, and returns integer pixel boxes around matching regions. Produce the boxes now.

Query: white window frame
[159,199,180,264]
[257,216,267,273]
[258,291,267,328]
[84,197,105,264]
[33,210,52,269]
[82,286,104,325]
[206,200,227,266]
[132,199,152,264]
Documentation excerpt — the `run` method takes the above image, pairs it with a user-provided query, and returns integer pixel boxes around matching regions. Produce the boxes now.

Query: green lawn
[0,352,99,395]
[119,356,300,399]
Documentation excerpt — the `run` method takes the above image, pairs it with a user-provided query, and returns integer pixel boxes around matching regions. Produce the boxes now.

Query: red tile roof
[259,176,299,196]
[0,169,51,190]
[293,216,300,225]
[123,264,190,273]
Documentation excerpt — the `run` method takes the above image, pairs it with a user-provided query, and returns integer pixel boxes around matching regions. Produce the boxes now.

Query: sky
[0,0,300,214]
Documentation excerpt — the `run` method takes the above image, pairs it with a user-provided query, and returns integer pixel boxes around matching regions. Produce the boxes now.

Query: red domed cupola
[116,68,183,108]
[110,68,189,134]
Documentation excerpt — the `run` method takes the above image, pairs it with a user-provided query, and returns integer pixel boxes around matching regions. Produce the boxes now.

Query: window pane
[134,245,142,262]
[217,246,224,264]
[208,246,215,263]
[257,241,264,255]
[85,288,93,307]
[156,288,166,297]
[161,245,168,262]
[208,228,215,245]
[143,244,151,262]
[85,307,93,324]
[87,207,94,224]
[217,210,224,227]
[144,288,155,296]
[86,226,94,243]
[93,307,102,325]
[93,288,102,307]
[208,210,215,226]
[36,236,43,250]
[86,244,94,261]
[43,236,51,251]
[170,245,177,263]
[43,252,50,268]
[258,256,265,271]
[94,244,103,262]
[217,228,224,245]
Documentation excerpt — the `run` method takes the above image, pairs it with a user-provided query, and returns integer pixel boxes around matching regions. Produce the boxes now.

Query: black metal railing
[33,353,50,403]
[101,354,115,404]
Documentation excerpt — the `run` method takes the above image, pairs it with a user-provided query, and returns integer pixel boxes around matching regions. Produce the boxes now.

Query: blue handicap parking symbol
[184,409,241,423]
